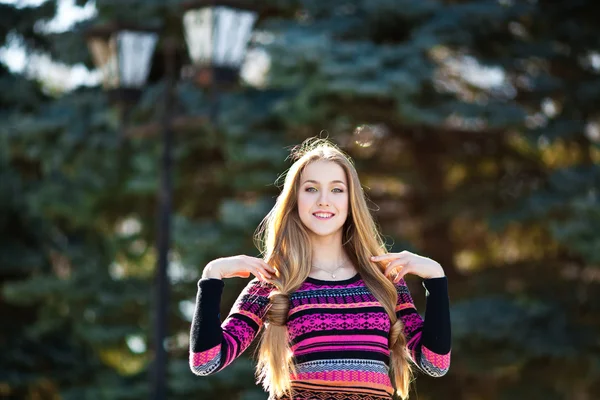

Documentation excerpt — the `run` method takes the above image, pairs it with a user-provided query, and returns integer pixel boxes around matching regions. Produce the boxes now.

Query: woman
[190,137,451,399]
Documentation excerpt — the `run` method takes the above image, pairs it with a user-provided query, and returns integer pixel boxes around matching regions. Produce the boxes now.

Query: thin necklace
[312,260,346,279]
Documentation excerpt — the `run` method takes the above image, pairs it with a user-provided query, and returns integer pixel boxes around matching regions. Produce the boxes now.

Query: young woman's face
[297,160,349,240]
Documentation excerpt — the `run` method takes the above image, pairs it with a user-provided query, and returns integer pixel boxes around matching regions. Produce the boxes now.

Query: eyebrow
[302,179,347,186]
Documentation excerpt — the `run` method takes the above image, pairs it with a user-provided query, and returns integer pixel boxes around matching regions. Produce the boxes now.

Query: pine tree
[2,0,599,399]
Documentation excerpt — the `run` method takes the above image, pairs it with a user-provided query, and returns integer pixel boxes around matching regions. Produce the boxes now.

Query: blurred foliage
[1,0,599,399]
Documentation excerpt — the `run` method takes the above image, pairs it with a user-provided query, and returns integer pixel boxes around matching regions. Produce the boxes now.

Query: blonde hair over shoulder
[253,137,413,399]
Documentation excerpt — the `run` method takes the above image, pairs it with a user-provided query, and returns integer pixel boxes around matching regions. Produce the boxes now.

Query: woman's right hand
[202,255,276,282]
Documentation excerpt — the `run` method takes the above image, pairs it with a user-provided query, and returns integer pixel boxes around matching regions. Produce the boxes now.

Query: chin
[308,227,344,238]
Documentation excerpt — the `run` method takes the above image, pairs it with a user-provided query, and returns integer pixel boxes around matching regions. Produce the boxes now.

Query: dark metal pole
[208,67,219,126]
[152,36,176,400]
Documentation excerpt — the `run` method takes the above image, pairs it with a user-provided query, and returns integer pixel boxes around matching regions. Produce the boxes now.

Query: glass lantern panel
[213,7,257,67]
[88,37,119,89]
[184,6,257,68]
[116,30,158,88]
[183,8,213,66]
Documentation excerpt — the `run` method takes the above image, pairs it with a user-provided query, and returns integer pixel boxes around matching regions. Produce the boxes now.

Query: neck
[310,234,347,269]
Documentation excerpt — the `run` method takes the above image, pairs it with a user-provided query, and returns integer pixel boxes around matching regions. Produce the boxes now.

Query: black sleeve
[190,278,225,353]
[420,276,451,355]
[189,277,273,376]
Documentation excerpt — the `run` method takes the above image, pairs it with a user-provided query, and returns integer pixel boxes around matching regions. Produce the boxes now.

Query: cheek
[337,195,349,212]
[297,193,311,211]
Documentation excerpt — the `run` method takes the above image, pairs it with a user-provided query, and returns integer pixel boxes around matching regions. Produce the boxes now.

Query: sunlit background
[1,0,599,399]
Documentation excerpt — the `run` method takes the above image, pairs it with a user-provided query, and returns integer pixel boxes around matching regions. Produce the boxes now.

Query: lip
[313,212,335,220]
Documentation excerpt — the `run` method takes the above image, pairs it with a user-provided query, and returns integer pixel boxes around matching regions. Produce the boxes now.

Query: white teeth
[314,213,333,218]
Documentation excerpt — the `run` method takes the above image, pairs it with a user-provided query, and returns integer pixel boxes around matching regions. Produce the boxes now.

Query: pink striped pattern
[191,274,450,399]
[291,370,391,385]
[191,344,220,367]
[422,345,451,370]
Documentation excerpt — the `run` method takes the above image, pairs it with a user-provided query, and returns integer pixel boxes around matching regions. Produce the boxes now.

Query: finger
[257,263,274,278]
[244,259,271,279]
[371,252,409,262]
[261,261,277,273]
[252,265,272,280]
[370,253,398,261]
[388,266,403,280]
[383,259,399,275]
[394,266,414,282]
[384,260,409,277]
[260,268,272,279]
[250,258,276,275]
[250,268,267,282]
[392,264,411,282]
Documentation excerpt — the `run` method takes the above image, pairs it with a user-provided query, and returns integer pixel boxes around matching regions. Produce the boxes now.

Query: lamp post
[182,1,259,123]
[85,2,260,400]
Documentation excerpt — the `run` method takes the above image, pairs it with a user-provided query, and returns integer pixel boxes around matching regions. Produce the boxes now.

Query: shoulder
[394,277,417,307]
[394,277,411,294]
[235,278,277,307]
[232,278,277,317]
[242,277,277,297]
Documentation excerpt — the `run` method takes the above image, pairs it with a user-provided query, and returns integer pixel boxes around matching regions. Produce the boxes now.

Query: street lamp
[85,3,261,400]
[182,1,259,123]
[85,24,159,103]
[182,1,258,87]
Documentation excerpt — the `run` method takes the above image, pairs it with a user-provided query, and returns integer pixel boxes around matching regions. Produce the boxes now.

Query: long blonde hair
[253,137,413,398]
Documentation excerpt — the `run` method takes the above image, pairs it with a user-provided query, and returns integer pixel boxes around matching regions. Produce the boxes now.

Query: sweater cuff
[199,277,225,288]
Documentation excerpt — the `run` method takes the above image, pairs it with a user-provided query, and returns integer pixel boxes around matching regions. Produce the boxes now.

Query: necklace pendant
[332,274,336,278]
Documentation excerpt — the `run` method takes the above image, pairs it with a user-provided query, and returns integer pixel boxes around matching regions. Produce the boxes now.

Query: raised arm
[395,276,451,377]
[189,277,274,376]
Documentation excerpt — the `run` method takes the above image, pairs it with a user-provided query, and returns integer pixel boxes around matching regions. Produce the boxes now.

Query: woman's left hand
[370,251,445,282]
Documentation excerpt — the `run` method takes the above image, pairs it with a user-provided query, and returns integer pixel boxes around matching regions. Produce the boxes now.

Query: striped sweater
[190,273,451,400]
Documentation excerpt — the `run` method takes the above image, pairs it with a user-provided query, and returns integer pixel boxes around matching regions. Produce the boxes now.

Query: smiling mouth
[313,213,335,220]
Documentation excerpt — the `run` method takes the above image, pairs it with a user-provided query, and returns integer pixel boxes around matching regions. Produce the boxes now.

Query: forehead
[301,160,346,183]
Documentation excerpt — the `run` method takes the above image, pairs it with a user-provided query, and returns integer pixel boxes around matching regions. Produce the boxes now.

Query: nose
[317,191,330,206]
